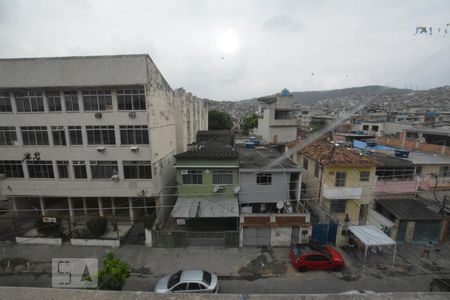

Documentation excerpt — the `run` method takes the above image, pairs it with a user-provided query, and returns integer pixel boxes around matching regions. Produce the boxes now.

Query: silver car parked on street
[154,270,218,293]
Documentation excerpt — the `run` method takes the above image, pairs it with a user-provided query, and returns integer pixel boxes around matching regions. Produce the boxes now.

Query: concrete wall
[239,171,291,204]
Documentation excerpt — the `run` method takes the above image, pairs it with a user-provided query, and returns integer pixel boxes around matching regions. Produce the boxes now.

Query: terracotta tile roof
[298,139,379,167]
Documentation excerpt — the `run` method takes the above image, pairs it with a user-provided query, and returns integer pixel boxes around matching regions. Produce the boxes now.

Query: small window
[64,91,79,112]
[73,161,87,179]
[360,171,370,182]
[117,89,146,110]
[51,126,66,146]
[27,161,54,178]
[314,163,320,178]
[415,166,422,177]
[330,199,346,213]
[335,172,347,187]
[68,126,83,145]
[303,157,308,170]
[439,166,450,177]
[0,126,17,145]
[256,173,272,185]
[90,161,118,179]
[47,92,61,112]
[57,161,69,179]
[212,169,233,184]
[0,93,12,112]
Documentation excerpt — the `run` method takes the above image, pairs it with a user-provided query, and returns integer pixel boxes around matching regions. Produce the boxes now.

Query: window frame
[21,126,49,146]
[182,170,203,185]
[212,169,233,184]
[335,172,347,187]
[303,157,308,170]
[51,126,67,146]
[86,125,116,145]
[123,161,152,179]
[0,93,12,112]
[64,91,79,112]
[27,160,54,179]
[359,171,370,182]
[0,160,24,178]
[15,91,44,113]
[47,92,62,112]
[119,125,149,145]
[90,160,118,179]
[0,126,17,145]
[72,161,87,179]
[330,199,346,213]
[57,160,69,179]
[256,173,272,185]
[82,90,113,111]
[117,89,146,111]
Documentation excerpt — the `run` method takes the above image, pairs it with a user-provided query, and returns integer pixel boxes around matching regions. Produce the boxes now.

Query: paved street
[0,241,449,294]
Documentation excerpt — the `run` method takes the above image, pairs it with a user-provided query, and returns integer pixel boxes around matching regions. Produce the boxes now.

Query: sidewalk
[0,242,290,278]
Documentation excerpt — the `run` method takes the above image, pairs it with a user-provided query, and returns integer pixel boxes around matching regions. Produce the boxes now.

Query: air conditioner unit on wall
[97,147,106,152]
[95,112,102,119]
[130,146,139,152]
[111,174,119,181]
[128,112,136,118]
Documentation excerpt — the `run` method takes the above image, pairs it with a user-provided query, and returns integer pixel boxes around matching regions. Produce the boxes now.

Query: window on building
[0,93,12,112]
[123,161,152,179]
[303,157,308,170]
[47,92,61,112]
[0,126,17,145]
[27,161,54,178]
[256,173,272,185]
[15,91,44,112]
[57,161,69,179]
[82,90,112,111]
[117,89,146,110]
[64,91,79,112]
[415,166,422,177]
[0,160,24,178]
[86,125,116,145]
[72,161,87,179]
[21,126,49,145]
[335,172,347,187]
[372,125,379,132]
[182,170,203,184]
[362,125,369,130]
[90,161,118,179]
[330,199,346,213]
[314,163,320,178]
[360,171,370,182]
[440,166,450,177]
[212,169,233,184]
[51,126,66,146]
[376,167,415,180]
[119,125,149,144]
[68,126,83,145]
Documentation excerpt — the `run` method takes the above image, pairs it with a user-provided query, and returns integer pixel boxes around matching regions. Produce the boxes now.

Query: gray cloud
[0,0,449,100]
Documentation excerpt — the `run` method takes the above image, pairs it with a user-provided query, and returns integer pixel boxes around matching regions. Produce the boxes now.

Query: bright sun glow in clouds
[216,28,240,55]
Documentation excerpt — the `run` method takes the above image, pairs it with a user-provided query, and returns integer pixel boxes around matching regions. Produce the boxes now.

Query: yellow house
[288,139,379,246]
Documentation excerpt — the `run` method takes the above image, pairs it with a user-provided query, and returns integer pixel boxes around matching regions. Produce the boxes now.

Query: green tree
[242,113,258,135]
[208,110,233,130]
[97,251,130,290]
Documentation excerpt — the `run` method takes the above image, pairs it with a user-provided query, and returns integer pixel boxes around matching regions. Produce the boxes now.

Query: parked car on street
[154,270,218,293]
[289,243,345,272]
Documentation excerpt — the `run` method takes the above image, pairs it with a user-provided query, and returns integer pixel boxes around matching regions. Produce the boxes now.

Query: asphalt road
[0,270,434,294]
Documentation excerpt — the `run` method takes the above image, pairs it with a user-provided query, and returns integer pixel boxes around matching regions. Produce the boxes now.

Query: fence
[152,230,239,248]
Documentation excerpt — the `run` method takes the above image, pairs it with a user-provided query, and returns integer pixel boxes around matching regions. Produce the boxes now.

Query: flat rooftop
[238,146,298,170]
[400,151,450,165]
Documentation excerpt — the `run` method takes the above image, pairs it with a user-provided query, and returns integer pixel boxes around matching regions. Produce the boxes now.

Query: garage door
[243,227,271,246]
[413,221,442,243]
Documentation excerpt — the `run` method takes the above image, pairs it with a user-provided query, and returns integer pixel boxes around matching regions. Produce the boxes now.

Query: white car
[154,270,218,294]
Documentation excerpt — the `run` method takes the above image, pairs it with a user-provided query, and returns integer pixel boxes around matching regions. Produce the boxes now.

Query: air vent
[95,112,102,119]
[128,112,136,118]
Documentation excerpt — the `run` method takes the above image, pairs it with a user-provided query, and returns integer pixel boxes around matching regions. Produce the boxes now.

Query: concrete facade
[0,55,206,225]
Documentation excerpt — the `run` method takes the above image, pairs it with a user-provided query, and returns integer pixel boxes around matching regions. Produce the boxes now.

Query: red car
[289,243,345,272]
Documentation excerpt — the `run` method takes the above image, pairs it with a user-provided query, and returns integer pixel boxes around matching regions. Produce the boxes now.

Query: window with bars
[64,91,79,112]
[86,125,115,145]
[57,161,69,179]
[0,160,24,178]
[182,170,203,184]
[21,126,49,145]
[47,92,62,112]
[335,172,347,187]
[360,171,370,182]
[330,199,346,213]
[51,126,66,146]
[119,125,149,144]
[440,166,450,177]
[68,126,83,145]
[72,161,87,179]
[15,91,44,112]
[256,173,272,185]
[90,161,118,179]
[123,161,152,179]
[82,90,112,111]
[0,93,12,112]
[27,161,54,178]
[117,89,146,110]
[303,157,308,170]
[212,169,233,184]
[0,126,17,145]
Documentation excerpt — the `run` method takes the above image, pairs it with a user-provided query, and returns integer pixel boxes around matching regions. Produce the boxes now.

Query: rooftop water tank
[245,142,256,149]
[366,140,377,147]
[281,88,289,96]
[394,149,410,158]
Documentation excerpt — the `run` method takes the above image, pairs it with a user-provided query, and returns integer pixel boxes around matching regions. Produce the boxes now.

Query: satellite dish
[276,201,284,210]
[234,186,241,194]
[213,185,221,193]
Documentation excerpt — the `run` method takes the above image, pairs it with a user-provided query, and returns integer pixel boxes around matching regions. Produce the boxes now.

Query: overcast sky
[0,0,449,101]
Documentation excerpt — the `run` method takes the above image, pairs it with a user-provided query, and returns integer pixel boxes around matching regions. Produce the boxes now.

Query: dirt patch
[238,247,286,280]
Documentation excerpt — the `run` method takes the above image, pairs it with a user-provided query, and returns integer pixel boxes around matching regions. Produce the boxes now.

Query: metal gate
[396,221,407,242]
[311,223,337,245]
[243,227,271,246]
[413,221,441,243]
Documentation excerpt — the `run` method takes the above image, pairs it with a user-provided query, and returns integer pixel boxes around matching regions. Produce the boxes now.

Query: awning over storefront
[348,225,396,266]
[171,197,239,218]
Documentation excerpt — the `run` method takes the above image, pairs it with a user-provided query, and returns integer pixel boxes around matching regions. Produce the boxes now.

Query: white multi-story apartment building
[0,54,207,224]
